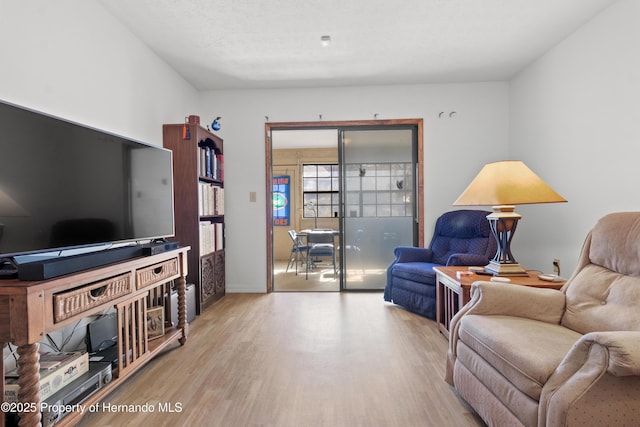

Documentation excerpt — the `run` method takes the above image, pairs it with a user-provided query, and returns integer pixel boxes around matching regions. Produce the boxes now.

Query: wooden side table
[434,266,565,338]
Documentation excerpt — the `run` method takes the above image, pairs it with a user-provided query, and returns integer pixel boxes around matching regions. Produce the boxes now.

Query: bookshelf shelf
[200,215,224,221]
[200,176,223,185]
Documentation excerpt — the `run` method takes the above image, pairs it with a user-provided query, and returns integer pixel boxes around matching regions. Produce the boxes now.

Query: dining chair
[305,231,337,279]
[286,230,309,275]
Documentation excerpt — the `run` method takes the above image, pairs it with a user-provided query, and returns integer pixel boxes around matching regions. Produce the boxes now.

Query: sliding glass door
[340,128,417,290]
[265,120,422,293]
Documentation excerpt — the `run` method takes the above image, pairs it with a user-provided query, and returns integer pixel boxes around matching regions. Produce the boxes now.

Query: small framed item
[146,306,165,340]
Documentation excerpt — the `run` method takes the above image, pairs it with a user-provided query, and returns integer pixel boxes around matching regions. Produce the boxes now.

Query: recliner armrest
[540,331,640,426]
[598,331,640,376]
[458,281,566,321]
[559,331,640,377]
[392,246,434,263]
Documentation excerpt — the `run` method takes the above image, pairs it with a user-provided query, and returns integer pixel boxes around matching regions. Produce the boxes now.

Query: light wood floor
[78,293,485,427]
[273,260,339,291]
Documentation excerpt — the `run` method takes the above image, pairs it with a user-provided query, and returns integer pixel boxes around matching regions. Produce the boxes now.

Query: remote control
[0,259,18,279]
[538,274,565,282]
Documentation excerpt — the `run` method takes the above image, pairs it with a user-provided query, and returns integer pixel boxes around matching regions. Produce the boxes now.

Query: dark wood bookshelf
[163,123,225,314]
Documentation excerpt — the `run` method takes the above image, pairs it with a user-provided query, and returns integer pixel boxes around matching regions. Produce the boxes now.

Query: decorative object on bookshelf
[146,306,165,340]
[188,115,200,124]
[182,117,191,140]
[211,116,222,131]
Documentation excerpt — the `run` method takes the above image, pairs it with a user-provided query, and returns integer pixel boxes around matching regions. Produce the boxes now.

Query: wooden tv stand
[0,247,190,427]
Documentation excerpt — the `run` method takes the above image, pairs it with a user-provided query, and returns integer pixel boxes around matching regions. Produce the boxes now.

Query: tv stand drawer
[53,273,133,322]
[136,257,179,290]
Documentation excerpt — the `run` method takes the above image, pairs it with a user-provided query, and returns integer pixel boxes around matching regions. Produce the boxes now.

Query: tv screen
[0,100,174,262]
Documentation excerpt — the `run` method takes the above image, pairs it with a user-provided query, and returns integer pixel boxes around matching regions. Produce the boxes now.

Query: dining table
[296,229,340,277]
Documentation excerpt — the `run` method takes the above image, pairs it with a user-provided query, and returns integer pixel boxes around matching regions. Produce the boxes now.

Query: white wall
[510,0,640,275]
[0,0,198,366]
[0,0,197,145]
[200,83,509,292]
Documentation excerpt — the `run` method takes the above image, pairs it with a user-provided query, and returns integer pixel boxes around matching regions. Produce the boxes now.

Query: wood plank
[0,297,11,341]
[77,293,484,427]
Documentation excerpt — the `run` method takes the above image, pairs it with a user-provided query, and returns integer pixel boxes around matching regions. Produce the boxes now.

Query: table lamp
[453,160,566,276]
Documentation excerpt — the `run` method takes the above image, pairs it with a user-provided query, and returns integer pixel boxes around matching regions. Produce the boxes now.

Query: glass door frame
[265,119,424,293]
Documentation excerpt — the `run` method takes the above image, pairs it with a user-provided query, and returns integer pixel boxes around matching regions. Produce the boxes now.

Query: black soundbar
[17,245,146,281]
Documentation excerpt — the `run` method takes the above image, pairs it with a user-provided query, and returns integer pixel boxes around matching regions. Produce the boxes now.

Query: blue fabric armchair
[384,209,496,319]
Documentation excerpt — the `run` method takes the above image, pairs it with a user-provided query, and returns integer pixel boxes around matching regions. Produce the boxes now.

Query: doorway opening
[266,119,424,293]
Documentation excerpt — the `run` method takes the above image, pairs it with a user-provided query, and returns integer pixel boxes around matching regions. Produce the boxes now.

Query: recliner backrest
[561,212,640,334]
[428,210,495,265]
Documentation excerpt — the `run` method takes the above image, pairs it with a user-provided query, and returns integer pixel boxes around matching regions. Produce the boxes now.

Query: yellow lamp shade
[453,160,566,207]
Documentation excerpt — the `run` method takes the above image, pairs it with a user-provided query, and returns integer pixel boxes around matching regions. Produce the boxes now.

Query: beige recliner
[445,212,640,427]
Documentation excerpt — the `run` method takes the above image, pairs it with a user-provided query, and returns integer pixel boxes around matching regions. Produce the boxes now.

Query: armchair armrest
[540,331,640,426]
[385,246,436,302]
[446,282,566,385]
[596,331,640,376]
[392,246,434,263]
[552,331,640,379]
[455,281,566,320]
[446,253,489,266]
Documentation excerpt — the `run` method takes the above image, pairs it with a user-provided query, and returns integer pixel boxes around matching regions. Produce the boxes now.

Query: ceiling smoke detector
[320,35,331,47]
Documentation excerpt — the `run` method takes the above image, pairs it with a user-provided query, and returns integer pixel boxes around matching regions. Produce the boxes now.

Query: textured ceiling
[98,0,616,90]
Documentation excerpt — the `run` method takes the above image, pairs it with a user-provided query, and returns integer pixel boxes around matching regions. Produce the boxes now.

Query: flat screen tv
[0,100,175,274]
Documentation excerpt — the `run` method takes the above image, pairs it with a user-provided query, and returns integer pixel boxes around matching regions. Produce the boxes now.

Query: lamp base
[484,206,529,276]
[484,261,529,276]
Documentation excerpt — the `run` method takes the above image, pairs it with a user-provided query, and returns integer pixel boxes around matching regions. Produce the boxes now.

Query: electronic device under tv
[0,99,176,280]
[86,313,121,367]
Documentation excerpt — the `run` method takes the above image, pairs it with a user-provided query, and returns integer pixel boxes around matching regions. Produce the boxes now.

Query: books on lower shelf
[198,183,224,216]
[200,221,224,255]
